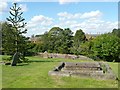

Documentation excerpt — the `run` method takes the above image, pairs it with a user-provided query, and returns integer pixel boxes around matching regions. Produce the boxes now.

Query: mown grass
[0,55,2,89]
[1,55,119,88]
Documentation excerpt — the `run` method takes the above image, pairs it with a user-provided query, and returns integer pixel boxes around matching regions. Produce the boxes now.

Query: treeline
[1,22,120,62]
[31,27,87,54]
[31,27,120,62]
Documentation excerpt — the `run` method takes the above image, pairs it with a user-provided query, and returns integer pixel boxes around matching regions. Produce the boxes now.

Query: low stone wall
[38,53,93,60]
[48,62,117,80]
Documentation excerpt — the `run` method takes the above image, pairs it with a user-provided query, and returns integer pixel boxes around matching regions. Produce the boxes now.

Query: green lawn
[0,55,2,89]
[1,55,119,88]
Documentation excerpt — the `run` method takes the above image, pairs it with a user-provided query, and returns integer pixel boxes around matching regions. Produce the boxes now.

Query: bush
[80,33,120,62]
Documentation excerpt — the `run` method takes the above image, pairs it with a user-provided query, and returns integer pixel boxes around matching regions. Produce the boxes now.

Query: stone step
[63,68,100,70]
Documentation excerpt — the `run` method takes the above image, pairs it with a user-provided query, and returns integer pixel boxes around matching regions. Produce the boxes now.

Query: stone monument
[11,52,20,66]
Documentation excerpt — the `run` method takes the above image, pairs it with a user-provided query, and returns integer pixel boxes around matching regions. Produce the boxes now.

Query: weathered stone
[48,62,117,80]
[54,62,65,71]
[38,53,93,60]
[43,51,48,58]
[11,52,20,66]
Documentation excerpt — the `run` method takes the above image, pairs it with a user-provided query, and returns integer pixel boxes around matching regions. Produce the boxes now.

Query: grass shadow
[16,63,29,66]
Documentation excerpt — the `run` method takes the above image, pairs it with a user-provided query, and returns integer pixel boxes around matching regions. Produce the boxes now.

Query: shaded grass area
[1,55,119,88]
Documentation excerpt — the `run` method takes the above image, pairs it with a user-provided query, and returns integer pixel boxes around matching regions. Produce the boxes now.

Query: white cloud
[80,10,102,19]
[26,15,53,36]
[26,10,117,36]
[58,12,73,20]
[59,0,73,4]
[0,1,8,14]
[58,12,81,20]
[59,0,80,4]
[58,10,102,21]
[26,27,50,37]
[57,20,77,29]
[29,15,53,26]
[0,1,28,15]
[57,11,117,34]
[71,19,117,34]
[19,4,28,12]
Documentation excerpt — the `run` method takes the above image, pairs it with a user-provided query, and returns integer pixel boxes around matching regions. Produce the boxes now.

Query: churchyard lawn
[1,55,119,88]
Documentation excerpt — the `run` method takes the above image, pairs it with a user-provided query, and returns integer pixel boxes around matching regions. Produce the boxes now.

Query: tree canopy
[2,3,29,62]
[71,29,86,55]
[91,33,120,62]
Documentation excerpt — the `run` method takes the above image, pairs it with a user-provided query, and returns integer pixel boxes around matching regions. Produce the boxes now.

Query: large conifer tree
[6,3,28,60]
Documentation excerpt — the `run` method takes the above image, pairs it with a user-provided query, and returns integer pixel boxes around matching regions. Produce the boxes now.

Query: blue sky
[0,1,118,37]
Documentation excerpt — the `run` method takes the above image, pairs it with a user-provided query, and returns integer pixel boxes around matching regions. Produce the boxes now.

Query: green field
[1,55,119,88]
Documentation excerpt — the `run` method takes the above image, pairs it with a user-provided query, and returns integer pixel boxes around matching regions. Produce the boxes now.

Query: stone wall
[38,52,93,60]
[48,62,117,80]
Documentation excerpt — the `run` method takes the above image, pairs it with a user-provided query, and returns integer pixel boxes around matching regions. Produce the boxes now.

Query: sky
[0,0,119,37]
